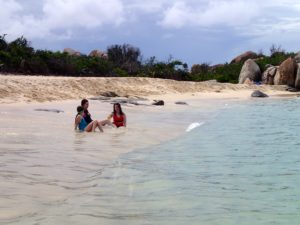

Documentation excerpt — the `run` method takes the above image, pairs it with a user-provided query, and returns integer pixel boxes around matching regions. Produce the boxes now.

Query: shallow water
[1,98,300,224]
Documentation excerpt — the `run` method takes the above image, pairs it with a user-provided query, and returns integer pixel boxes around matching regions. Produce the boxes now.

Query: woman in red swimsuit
[108,103,127,128]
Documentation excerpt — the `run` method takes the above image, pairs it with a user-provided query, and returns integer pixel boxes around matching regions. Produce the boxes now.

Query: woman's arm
[74,115,82,130]
[107,113,113,120]
[123,114,127,127]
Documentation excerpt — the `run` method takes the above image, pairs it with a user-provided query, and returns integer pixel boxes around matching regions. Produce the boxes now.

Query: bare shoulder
[75,114,82,122]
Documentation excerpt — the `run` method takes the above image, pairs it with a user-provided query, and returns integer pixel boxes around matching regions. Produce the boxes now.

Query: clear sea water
[1,98,300,225]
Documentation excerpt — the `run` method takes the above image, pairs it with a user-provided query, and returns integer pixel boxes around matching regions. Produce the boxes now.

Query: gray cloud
[1,0,300,64]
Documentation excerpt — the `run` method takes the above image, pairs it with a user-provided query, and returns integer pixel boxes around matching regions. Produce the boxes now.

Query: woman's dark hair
[81,98,90,115]
[77,106,84,113]
[81,99,89,107]
[113,103,124,115]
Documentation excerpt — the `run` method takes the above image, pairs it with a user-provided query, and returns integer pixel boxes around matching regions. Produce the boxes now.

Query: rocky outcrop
[262,66,277,85]
[251,90,268,98]
[295,51,300,63]
[63,48,82,56]
[295,63,300,89]
[89,50,108,58]
[231,51,258,64]
[152,100,164,106]
[238,59,261,84]
[273,57,297,86]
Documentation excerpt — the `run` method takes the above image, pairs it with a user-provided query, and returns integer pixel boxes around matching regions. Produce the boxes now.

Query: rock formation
[231,51,258,64]
[273,57,297,86]
[262,66,277,85]
[295,51,300,63]
[238,59,261,84]
[295,63,300,89]
[89,50,108,59]
[63,48,82,56]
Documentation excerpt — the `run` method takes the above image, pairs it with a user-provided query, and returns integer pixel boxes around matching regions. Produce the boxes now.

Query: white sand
[0,74,292,104]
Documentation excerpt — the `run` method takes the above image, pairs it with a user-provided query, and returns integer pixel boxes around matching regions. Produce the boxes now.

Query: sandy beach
[0,74,292,104]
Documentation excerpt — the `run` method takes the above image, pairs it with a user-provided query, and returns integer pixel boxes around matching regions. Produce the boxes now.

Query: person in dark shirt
[81,99,93,124]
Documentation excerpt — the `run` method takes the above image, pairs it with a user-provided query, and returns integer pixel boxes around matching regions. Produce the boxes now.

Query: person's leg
[84,122,94,132]
[100,119,115,127]
[97,121,104,132]
[85,121,103,132]
[91,120,99,132]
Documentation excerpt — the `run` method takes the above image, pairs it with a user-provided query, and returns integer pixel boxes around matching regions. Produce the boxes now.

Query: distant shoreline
[0,74,292,104]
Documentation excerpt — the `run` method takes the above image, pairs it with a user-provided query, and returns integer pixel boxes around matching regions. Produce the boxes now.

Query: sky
[1,0,300,67]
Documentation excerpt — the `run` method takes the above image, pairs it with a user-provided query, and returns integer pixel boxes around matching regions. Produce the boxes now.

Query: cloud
[1,0,300,59]
[0,0,125,40]
[43,0,124,29]
[159,0,260,28]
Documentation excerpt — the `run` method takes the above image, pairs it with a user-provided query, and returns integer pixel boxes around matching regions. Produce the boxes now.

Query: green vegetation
[188,63,243,83]
[0,35,297,83]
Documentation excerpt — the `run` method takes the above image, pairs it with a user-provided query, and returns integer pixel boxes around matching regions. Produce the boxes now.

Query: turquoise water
[92,98,300,225]
[1,98,300,224]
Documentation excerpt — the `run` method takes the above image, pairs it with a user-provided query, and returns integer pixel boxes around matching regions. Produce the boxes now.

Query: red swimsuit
[113,114,125,127]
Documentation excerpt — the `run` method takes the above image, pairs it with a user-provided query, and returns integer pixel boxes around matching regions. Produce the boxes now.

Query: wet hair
[113,103,124,115]
[81,99,89,107]
[77,106,84,113]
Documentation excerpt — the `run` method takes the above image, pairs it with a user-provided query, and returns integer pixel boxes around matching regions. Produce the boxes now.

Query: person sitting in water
[81,99,93,124]
[75,106,104,132]
[108,103,127,128]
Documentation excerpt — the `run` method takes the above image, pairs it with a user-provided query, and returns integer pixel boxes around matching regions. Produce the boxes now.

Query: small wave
[186,122,205,132]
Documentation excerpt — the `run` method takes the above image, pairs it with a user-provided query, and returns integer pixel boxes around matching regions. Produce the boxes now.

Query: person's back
[75,106,88,131]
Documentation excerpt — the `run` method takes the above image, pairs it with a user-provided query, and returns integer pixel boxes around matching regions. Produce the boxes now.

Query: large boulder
[238,59,261,84]
[63,48,82,56]
[274,57,297,86]
[231,51,258,64]
[262,66,277,85]
[295,63,300,89]
[89,50,108,58]
[295,51,300,63]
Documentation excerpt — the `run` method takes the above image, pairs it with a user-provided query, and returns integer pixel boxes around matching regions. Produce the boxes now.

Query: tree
[107,44,141,74]
[0,34,8,51]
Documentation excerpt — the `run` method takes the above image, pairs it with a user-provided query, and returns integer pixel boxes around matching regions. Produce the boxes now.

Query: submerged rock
[251,90,268,98]
[35,109,64,113]
[175,101,188,105]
